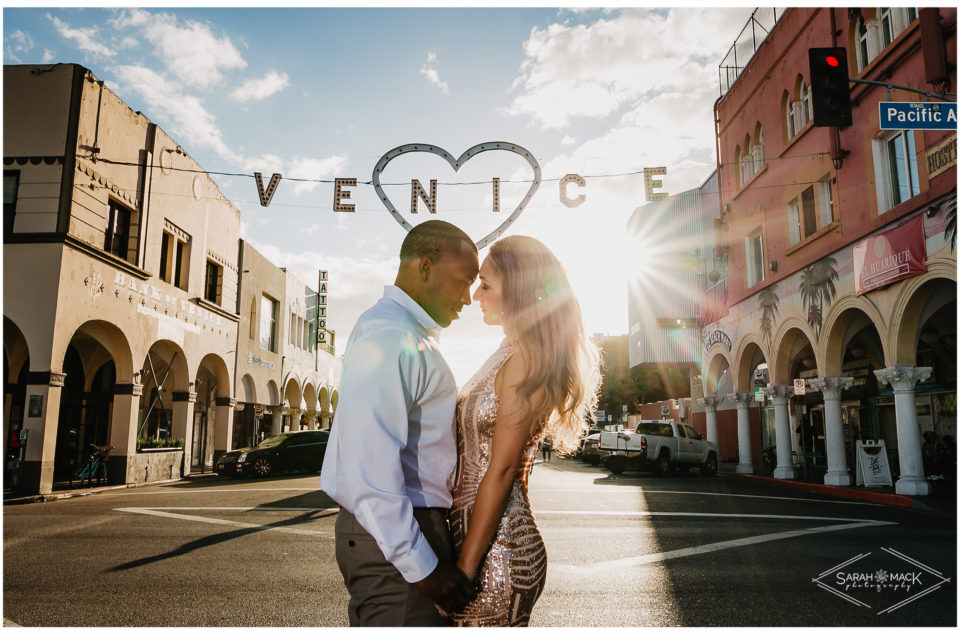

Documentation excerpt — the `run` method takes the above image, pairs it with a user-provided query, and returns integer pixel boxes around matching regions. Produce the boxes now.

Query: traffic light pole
[849,78,956,101]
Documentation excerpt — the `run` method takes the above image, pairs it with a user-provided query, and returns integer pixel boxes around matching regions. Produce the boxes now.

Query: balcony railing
[719,7,786,96]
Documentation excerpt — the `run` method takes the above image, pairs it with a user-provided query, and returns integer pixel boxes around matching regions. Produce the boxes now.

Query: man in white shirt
[321,220,479,626]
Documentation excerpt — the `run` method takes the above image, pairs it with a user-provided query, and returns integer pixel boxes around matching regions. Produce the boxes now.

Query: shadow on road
[106,488,338,573]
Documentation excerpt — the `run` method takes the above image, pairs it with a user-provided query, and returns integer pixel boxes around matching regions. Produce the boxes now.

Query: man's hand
[413,560,474,615]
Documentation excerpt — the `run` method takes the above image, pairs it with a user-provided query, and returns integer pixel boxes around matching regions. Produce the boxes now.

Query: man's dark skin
[394,236,479,615]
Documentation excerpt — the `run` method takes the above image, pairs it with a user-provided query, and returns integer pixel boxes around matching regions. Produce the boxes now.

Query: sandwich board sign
[855,440,894,487]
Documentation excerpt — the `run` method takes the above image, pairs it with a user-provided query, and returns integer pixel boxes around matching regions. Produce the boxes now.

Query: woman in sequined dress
[449,236,600,627]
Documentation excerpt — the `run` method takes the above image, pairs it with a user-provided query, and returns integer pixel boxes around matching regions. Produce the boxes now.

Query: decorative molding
[114,383,144,396]
[727,392,755,407]
[25,371,66,387]
[4,156,63,166]
[214,397,237,407]
[807,377,854,398]
[762,385,795,404]
[698,395,726,411]
[206,249,238,273]
[76,160,139,208]
[874,366,932,391]
[162,218,191,243]
[172,391,198,403]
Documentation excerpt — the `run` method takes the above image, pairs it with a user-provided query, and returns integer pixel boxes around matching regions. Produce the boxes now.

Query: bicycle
[72,444,114,487]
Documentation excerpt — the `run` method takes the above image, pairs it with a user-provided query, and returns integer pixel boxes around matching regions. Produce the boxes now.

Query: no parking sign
[793,379,806,395]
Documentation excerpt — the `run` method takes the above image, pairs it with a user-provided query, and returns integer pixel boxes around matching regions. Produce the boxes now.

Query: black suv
[215,430,328,478]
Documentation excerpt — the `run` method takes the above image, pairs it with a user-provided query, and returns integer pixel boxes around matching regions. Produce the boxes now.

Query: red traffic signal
[809,47,853,127]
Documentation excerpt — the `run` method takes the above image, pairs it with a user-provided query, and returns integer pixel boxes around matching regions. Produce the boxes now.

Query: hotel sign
[926,134,956,179]
[853,216,927,295]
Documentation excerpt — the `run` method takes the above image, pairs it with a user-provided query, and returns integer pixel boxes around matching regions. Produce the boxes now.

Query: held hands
[413,559,474,615]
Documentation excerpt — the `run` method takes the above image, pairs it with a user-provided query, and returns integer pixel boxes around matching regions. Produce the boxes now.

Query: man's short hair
[399,220,476,262]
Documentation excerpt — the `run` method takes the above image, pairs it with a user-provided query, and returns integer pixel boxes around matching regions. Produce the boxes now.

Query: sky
[3,3,757,384]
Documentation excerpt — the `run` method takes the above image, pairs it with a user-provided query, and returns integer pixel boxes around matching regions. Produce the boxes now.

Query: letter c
[559,173,586,208]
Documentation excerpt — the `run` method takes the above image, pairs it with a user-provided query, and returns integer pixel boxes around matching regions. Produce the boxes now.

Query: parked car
[575,428,602,459]
[598,420,718,476]
[215,430,328,478]
[579,433,610,466]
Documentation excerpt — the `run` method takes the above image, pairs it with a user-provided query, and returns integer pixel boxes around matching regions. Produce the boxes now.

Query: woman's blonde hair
[489,235,600,453]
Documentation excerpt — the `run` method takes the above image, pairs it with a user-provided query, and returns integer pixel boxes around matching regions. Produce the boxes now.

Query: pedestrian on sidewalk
[541,434,553,462]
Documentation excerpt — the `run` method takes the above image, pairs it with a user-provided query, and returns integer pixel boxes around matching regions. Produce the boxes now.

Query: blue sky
[4,5,756,382]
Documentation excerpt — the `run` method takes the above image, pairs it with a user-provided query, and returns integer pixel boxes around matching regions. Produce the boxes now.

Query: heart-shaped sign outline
[371,142,542,249]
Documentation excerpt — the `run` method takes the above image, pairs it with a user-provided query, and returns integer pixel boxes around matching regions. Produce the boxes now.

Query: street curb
[741,474,914,507]
[2,474,217,506]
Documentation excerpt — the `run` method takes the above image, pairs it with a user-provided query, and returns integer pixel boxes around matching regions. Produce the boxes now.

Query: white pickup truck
[598,420,719,476]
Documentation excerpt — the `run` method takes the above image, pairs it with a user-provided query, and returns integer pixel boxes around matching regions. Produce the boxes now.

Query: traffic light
[809,47,853,127]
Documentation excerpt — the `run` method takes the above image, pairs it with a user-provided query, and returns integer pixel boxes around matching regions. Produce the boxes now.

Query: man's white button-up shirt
[320,285,458,583]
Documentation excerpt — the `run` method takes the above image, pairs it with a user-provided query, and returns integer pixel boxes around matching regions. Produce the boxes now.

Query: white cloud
[561,135,576,145]
[42,49,56,63]
[117,36,139,50]
[48,15,116,59]
[110,8,246,90]
[419,51,449,95]
[229,70,290,102]
[505,7,753,129]
[109,64,240,164]
[285,155,350,195]
[8,30,33,54]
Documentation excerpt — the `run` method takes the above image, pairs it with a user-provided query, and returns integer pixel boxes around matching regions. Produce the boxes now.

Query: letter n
[411,179,438,214]
[254,172,282,207]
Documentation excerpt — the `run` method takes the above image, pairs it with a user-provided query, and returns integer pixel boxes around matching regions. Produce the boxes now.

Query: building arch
[889,261,957,365]
[819,294,889,375]
[137,340,189,443]
[238,374,257,404]
[733,336,768,392]
[3,316,30,385]
[266,380,280,407]
[770,317,819,385]
[703,346,733,395]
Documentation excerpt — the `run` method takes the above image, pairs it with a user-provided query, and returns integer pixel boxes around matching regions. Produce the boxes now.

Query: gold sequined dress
[450,340,546,627]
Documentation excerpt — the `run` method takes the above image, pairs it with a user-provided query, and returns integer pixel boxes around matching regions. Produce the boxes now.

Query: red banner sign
[853,215,927,295]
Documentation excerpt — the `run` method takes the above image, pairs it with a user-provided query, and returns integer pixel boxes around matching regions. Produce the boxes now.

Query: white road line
[114,507,337,537]
[529,488,884,507]
[533,510,891,523]
[549,519,897,574]
[103,487,321,496]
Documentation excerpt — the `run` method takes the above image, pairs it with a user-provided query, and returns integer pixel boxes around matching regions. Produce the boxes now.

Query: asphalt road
[3,457,955,627]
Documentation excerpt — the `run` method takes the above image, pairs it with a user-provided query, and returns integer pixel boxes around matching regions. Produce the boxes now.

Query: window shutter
[787,201,801,245]
[817,179,833,227]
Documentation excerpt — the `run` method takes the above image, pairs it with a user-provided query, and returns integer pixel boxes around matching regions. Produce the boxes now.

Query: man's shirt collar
[383,285,442,339]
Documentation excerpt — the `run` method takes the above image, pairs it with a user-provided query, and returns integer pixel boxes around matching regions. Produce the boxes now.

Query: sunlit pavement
[3,457,955,627]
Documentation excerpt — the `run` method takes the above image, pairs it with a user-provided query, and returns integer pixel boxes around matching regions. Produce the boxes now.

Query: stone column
[271,409,283,436]
[727,392,755,474]
[698,395,724,445]
[110,382,143,485]
[171,388,197,478]
[213,397,236,465]
[762,385,797,479]
[874,366,933,496]
[19,372,66,495]
[808,377,854,486]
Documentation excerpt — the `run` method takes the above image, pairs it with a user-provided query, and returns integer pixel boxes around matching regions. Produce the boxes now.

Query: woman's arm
[456,353,544,580]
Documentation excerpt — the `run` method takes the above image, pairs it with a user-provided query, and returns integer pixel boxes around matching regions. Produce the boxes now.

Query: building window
[159,230,190,290]
[854,9,919,72]
[105,200,133,261]
[3,170,19,236]
[260,295,278,352]
[745,229,765,288]
[204,259,222,304]
[873,130,920,213]
[787,174,836,246]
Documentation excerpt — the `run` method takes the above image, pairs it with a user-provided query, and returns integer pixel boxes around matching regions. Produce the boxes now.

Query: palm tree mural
[799,256,839,340]
[758,283,780,346]
[942,192,956,251]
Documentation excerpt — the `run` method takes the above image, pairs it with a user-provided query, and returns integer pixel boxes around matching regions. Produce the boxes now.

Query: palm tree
[758,284,780,346]
[942,192,956,251]
[799,256,839,339]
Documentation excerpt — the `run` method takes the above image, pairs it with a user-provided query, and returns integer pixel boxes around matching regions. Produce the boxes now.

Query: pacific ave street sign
[879,101,957,130]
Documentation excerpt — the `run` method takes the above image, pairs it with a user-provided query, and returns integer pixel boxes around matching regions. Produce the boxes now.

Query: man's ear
[419,257,432,282]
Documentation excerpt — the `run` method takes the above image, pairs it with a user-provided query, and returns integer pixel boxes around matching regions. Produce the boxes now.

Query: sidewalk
[3,470,221,506]
[720,461,956,516]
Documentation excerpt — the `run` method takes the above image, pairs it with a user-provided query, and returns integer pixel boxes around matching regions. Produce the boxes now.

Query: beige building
[232,242,341,448]
[4,63,243,494]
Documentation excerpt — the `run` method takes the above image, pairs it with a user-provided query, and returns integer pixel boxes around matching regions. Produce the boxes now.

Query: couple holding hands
[321,221,599,627]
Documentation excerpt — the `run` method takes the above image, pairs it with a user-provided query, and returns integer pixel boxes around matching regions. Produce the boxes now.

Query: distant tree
[595,335,691,414]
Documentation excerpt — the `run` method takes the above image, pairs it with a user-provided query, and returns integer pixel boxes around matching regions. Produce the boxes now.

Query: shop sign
[855,440,893,487]
[704,329,732,353]
[793,378,806,395]
[926,134,957,179]
[853,216,927,295]
[247,352,276,369]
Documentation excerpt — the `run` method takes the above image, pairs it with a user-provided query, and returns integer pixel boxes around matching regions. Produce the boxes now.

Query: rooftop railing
[718,7,786,97]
